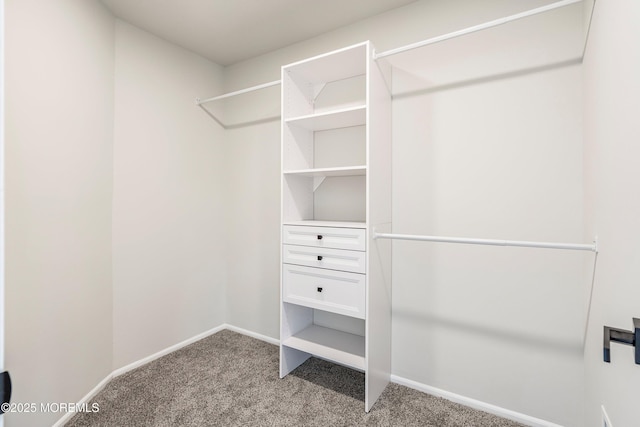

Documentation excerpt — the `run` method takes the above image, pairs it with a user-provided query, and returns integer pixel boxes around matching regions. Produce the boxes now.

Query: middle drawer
[282,245,366,274]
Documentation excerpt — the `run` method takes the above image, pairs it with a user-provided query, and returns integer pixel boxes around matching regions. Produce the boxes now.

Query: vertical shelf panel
[280,303,313,378]
[364,44,393,413]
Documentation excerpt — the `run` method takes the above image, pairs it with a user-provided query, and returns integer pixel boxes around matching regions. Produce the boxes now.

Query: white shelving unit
[279,41,392,412]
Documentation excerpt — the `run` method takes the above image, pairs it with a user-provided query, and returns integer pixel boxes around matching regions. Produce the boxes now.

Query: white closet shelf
[283,166,366,177]
[282,325,365,371]
[285,105,366,131]
[283,220,367,229]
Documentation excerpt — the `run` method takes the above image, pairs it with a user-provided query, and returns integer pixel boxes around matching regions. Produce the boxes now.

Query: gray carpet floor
[67,330,524,426]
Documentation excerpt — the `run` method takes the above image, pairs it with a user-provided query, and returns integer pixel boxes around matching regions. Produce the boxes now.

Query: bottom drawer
[282,264,365,319]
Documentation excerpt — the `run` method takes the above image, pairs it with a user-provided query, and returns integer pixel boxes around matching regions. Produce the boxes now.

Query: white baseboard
[54,325,560,427]
[111,324,226,378]
[54,323,227,426]
[390,375,564,427]
[52,374,113,427]
[224,323,280,346]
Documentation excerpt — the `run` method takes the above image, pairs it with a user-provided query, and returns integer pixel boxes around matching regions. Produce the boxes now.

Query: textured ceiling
[100,0,418,66]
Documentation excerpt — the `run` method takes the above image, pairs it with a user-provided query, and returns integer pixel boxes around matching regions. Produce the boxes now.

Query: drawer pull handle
[317,287,323,293]
[317,235,323,240]
[317,256,323,261]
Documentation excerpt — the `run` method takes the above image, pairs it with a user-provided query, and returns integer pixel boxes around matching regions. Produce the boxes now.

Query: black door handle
[1,371,11,413]
[604,318,640,364]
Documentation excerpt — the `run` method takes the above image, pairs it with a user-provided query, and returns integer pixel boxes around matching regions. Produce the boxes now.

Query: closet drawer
[283,245,366,274]
[283,225,366,251]
[282,264,365,319]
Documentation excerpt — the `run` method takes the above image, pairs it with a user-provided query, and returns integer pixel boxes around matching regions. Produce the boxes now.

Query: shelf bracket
[312,83,327,105]
[603,318,640,364]
[313,176,326,192]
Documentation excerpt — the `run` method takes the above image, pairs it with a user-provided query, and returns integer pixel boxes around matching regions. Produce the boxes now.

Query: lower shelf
[282,324,365,371]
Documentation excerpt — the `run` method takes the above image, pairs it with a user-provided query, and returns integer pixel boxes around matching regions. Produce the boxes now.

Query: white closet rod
[373,231,598,252]
[196,79,281,105]
[196,0,582,111]
[374,0,583,59]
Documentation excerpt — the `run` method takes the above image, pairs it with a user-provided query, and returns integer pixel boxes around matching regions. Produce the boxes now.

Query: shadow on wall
[197,83,281,130]
[392,57,582,99]
[394,308,584,356]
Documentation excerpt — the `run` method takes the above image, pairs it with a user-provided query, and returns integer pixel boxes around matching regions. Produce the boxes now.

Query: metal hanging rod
[196,79,281,105]
[374,0,582,59]
[373,231,598,253]
[196,79,281,128]
[196,0,582,116]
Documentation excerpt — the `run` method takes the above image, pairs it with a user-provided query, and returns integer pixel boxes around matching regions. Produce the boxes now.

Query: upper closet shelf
[285,105,366,131]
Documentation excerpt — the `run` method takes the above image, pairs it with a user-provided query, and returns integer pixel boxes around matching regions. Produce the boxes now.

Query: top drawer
[283,225,366,251]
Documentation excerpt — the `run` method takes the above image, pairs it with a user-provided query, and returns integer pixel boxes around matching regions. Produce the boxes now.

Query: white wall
[224,122,281,335]
[5,5,229,423]
[4,1,115,426]
[112,21,227,369]
[223,0,586,425]
[392,62,584,427]
[583,1,640,426]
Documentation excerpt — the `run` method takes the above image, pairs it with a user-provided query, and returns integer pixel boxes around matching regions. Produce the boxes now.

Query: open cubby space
[283,43,367,120]
[283,124,366,171]
[313,75,366,115]
[281,303,365,371]
[282,175,366,223]
[314,176,366,222]
[314,126,365,168]
[285,43,367,85]
[283,76,366,121]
